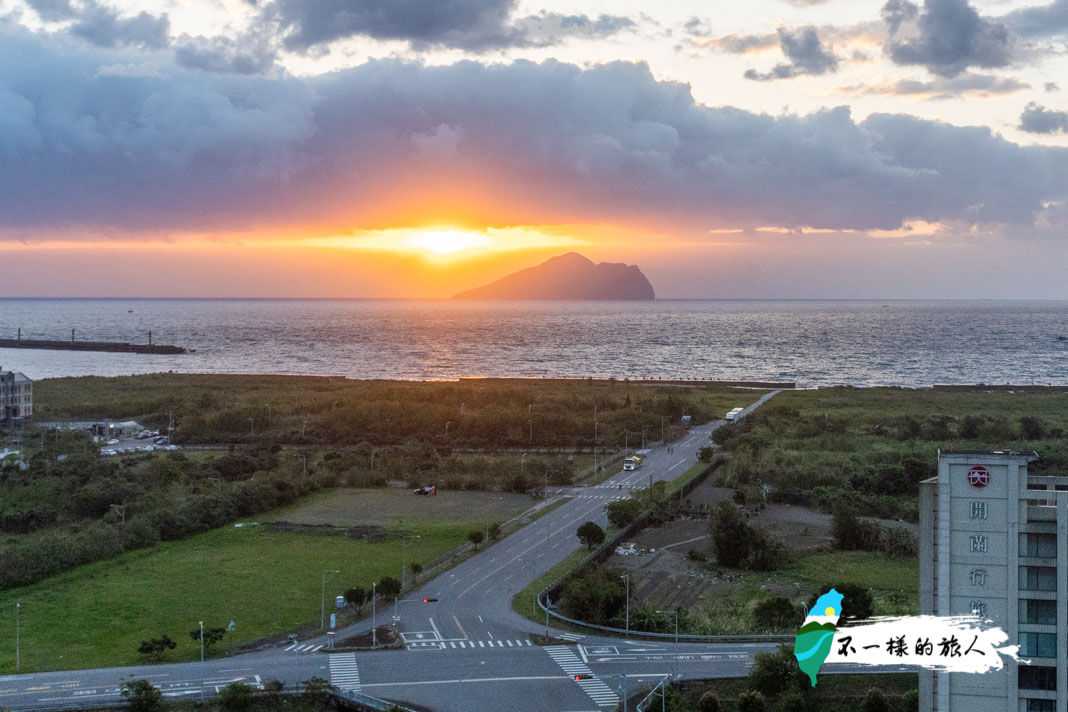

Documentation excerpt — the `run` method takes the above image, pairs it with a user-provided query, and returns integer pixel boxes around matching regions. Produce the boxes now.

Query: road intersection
[1,392,785,711]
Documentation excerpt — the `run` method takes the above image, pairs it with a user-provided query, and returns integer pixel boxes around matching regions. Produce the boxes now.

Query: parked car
[413,486,437,496]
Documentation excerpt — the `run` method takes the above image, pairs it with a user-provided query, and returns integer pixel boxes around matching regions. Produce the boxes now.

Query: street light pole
[199,620,204,663]
[371,582,377,648]
[15,602,19,673]
[661,416,666,444]
[321,569,339,631]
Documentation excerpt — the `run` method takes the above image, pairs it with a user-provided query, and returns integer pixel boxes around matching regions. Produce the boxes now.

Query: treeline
[714,388,1068,521]
[34,374,747,448]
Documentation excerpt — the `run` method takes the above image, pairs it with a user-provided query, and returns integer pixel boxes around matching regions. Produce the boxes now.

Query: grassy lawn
[0,489,519,674]
[261,488,535,528]
[512,549,587,623]
[785,551,919,596]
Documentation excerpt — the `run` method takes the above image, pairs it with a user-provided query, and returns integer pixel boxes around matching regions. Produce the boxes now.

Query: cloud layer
[744,27,839,81]
[882,0,1013,78]
[1,23,1065,240]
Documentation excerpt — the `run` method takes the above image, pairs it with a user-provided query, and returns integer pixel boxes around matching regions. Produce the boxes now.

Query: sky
[1,0,1067,298]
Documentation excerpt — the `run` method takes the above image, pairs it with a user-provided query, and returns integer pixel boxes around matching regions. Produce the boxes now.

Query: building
[0,368,32,425]
[920,450,1063,712]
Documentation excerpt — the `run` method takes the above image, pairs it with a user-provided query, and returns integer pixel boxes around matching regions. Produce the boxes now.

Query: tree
[606,498,643,528]
[561,568,626,625]
[709,501,750,567]
[120,680,162,712]
[189,626,226,651]
[737,690,766,712]
[805,584,874,621]
[377,576,402,598]
[300,676,334,699]
[777,690,811,712]
[697,690,724,712]
[1020,416,1046,440]
[748,645,810,697]
[488,521,502,540]
[468,530,485,549]
[752,596,798,631]
[410,561,423,577]
[860,688,890,712]
[218,682,255,712]
[576,521,605,550]
[344,587,367,613]
[137,635,176,662]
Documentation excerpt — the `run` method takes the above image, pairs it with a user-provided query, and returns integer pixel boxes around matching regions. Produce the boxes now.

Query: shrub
[697,690,723,712]
[576,521,605,550]
[607,498,643,528]
[709,501,749,567]
[120,680,162,712]
[748,645,810,697]
[218,682,255,712]
[737,690,766,712]
[860,688,890,712]
[752,596,798,631]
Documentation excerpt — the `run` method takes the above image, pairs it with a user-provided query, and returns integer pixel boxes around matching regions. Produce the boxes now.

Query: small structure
[39,419,144,438]
[0,368,32,426]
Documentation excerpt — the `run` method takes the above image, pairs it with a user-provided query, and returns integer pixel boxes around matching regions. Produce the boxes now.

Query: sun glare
[402,230,492,255]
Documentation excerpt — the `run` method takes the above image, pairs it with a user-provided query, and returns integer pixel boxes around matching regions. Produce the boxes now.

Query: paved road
[1,392,787,712]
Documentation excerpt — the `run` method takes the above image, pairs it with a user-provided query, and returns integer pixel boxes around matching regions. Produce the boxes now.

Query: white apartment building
[920,450,1063,712]
[0,368,32,425]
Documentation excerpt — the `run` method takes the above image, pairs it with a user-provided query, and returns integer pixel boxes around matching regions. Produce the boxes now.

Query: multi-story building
[920,450,1063,712]
[0,368,32,425]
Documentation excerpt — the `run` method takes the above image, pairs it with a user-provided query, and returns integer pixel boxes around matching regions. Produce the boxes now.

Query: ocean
[0,299,1064,387]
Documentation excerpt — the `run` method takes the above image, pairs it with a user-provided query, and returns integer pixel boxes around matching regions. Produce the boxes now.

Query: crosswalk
[557,633,584,642]
[284,642,324,653]
[328,653,361,691]
[545,646,618,708]
[572,493,627,501]
[407,638,534,650]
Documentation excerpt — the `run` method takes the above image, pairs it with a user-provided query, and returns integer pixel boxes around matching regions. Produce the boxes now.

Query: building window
[1020,566,1058,592]
[1027,700,1056,712]
[1020,665,1057,690]
[1019,632,1057,658]
[1020,533,1057,559]
[1019,599,1057,625]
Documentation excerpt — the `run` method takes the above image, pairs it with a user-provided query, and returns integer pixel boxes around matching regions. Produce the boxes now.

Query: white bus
[725,407,744,422]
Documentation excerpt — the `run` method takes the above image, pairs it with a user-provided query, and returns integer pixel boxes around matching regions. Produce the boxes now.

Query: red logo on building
[968,466,990,487]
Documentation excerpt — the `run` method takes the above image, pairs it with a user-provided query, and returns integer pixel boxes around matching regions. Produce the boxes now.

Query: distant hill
[452,253,655,300]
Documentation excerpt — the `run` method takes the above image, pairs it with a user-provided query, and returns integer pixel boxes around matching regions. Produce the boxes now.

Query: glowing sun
[402,230,492,255]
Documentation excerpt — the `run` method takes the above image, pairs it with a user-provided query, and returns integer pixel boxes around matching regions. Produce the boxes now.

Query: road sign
[968,466,990,488]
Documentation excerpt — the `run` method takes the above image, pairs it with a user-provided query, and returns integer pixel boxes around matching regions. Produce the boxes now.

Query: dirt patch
[263,521,387,541]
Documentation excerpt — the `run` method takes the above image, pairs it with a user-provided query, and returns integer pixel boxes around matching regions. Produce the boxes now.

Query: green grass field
[262,488,535,528]
[0,488,539,674]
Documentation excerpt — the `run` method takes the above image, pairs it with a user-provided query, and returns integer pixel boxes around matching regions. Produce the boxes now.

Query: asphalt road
[1,392,793,712]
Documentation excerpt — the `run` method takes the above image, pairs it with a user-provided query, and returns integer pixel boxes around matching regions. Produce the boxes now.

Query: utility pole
[15,602,19,673]
[321,569,339,630]
[199,620,204,663]
[371,582,377,648]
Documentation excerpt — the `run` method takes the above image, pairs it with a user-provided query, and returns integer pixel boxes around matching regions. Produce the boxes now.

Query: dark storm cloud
[1,24,1066,238]
[1019,102,1068,133]
[744,26,838,80]
[173,33,278,75]
[881,0,1013,78]
[1003,0,1068,38]
[26,0,169,48]
[267,0,633,52]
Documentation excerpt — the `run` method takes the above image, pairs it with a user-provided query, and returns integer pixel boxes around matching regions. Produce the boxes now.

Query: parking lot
[99,429,178,456]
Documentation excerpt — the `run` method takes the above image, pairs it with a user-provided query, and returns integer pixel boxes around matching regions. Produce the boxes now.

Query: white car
[101,449,118,456]
[138,445,155,452]
[107,438,120,445]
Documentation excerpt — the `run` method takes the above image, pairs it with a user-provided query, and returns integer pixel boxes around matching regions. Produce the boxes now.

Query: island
[451,252,655,300]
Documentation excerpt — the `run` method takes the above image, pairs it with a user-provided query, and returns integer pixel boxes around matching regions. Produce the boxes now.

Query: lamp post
[657,610,679,680]
[321,569,339,631]
[661,415,666,444]
[15,602,20,673]
[371,582,377,648]
[199,620,204,663]
[401,534,420,590]
[620,574,630,637]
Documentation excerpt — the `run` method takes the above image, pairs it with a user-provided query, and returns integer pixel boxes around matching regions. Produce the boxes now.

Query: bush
[576,521,605,550]
[777,690,811,712]
[607,498,643,528]
[860,688,890,712]
[697,690,723,712]
[1020,416,1046,440]
[218,682,255,712]
[121,680,162,712]
[561,567,626,625]
[752,596,798,631]
[737,690,766,712]
[709,502,749,567]
[748,645,810,697]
